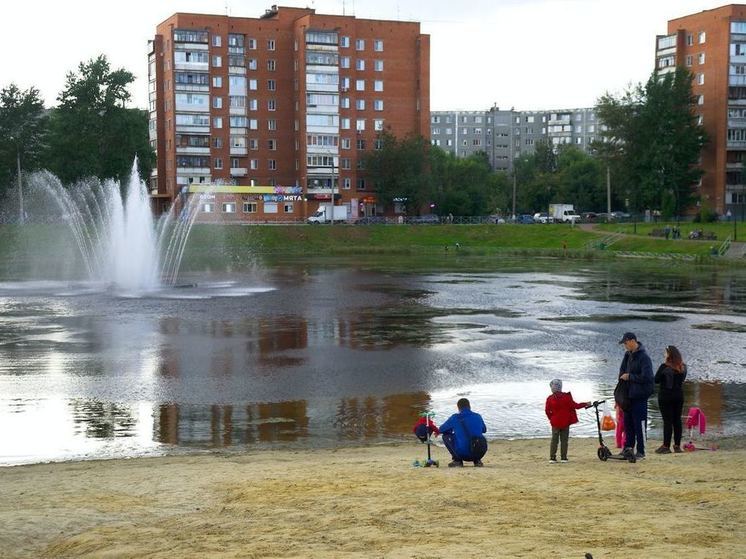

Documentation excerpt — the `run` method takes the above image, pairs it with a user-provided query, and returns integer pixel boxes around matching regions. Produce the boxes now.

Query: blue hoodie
[619,342,654,400]
[439,408,487,458]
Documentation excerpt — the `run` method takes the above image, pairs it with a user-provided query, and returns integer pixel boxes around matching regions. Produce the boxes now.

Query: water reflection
[2,258,746,464]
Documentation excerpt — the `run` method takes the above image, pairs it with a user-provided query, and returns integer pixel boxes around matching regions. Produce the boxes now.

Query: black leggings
[658,397,684,447]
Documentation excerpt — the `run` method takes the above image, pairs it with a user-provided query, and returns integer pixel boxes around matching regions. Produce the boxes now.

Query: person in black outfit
[654,345,687,454]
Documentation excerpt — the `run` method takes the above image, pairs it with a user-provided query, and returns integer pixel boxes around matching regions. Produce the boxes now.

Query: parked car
[610,211,631,220]
[355,216,388,225]
[533,212,555,224]
[581,212,598,223]
[408,214,440,224]
[517,214,535,224]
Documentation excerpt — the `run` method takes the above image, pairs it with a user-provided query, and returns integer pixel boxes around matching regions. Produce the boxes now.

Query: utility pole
[606,165,611,216]
[512,173,517,221]
[17,148,24,225]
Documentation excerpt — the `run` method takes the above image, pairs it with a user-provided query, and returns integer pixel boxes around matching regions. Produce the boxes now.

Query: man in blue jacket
[618,332,654,459]
[439,398,488,467]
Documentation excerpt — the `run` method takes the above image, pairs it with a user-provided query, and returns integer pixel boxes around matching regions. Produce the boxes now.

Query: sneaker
[561,459,569,463]
[673,445,683,454]
[448,460,464,468]
[549,459,558,464]
[473,460,484,467]
[620,447,634,458]
[655,446,672,454]
[635,452,645,460]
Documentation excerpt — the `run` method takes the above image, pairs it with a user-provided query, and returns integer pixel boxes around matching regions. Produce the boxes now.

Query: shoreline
[1,437,745,558]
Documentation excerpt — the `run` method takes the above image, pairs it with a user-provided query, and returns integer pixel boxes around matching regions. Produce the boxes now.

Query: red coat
[545,392,587,429]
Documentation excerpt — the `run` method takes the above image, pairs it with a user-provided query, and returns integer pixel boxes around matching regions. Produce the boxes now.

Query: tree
[556,147,605,211]
[364,130,433,214]
[46,55,154,184]
[0,84,48,199]
[595,67,706,216]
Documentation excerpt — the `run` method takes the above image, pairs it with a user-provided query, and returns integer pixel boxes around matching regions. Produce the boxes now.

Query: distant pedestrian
[664,225,671,240]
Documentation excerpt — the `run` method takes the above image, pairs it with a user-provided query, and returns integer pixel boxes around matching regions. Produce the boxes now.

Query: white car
[533,213,555,224]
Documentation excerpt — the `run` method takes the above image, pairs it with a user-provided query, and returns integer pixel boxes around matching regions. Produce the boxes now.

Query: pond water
[1,256,745,465]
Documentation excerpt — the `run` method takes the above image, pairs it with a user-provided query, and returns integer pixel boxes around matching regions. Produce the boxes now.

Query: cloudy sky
[3,0,732,111]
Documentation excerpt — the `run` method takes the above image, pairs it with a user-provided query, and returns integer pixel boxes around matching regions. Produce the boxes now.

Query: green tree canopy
[595,67,706,216]
[46,55,154,184]
[0,84,48,194]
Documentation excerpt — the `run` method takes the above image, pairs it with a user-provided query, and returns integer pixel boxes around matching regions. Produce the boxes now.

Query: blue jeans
[623,399,648,455]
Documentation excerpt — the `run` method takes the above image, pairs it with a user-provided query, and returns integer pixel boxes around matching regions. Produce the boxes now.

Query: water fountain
[27,159,200,292]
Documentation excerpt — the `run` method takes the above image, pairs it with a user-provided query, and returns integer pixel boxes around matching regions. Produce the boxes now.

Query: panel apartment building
[655,4,746,215]
[430,106,602,173]
[148,5,429,221]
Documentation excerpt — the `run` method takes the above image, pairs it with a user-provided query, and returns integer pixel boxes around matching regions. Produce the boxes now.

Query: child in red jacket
[412,415,440,442]
[545,379,590,463]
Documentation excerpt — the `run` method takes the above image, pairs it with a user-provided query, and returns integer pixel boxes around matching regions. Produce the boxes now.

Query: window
[268,99,276,111]
[356,138,366,149]
[356,99,365,110]
[698,94,704,105]
[213,117,223,129]
[341,117,351,129]
[356,38,365,50]
[202,203,214,213]
[230,96,246,109]
[284,202,294,213]
[356,178,366,189]
[249,138,259,150]
[699,31,706,44]
[340,97,350,109]
[213,137,223,148]
[249,119,258,129]
[698,73,705,85]
[374,80,383,92]
[249,79,258,90]
[340,36,350,48]
[341,158,351,169]
[355,79,365,91]
[686,34,693,46]
[264,202,278,213]
[343,177,351,189]
[247,38,257,50]
[686,55,693,67]
[222,203,236,213]
[212,96,223,109]
[356,59,365,71]
[374,99,383,111]
[230,116,247,127]
[697,114,704,125]
[212,55,222,67]
[248,59,258,70]
[356,119,365,131]
[214,158,223,169]
[267,60,276,71]
[268,159,277,170]
[268,139,277,150]
[243,202,257,213]
[340,56,350,68]
[374,60,383,72]
[267,119,277,131]
[342,77,350,90]
[341,138,351,149]
[267,39,276,50]
[699,52,706,65]
[249,98,258,111]
[268,79,276,91]
[374,119,384,131]
[250,159,259,170]
[212,76,222,88]
[373,39,383,51]
[212,34,222,47]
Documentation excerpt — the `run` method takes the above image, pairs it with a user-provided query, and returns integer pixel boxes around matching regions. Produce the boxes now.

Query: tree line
[0,55,154,201]
[366,67,707,218]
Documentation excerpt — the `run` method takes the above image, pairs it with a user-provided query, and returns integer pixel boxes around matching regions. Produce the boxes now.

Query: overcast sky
[3,0,732,111]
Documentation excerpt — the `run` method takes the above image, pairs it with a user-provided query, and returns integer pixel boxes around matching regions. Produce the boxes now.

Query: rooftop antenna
[224,1,230,16]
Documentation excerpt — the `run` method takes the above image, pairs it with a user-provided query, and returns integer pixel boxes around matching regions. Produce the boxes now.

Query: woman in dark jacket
[654,345,687,454]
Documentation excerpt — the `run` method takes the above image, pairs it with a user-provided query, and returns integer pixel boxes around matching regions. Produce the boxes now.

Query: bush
[693,207,719,223]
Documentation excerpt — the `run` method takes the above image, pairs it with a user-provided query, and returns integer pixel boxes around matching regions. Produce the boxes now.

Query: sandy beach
[0,437,744,558]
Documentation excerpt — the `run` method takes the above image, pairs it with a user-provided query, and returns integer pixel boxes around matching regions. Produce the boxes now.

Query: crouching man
[439,398,488,467]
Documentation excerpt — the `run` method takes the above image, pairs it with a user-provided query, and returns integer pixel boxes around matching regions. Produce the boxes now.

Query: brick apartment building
[655,4,746,216]
[148,5,430,222]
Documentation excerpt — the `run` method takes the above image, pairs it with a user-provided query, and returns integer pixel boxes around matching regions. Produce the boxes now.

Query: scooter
[590,400,636,463]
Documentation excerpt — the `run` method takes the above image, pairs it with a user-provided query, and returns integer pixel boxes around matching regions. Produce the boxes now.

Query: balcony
[173,61,209,72]
[727,140,746,149]
[175,84,210,93]
[230,146,248,156]
[228,66,246,75]
[230,106,246,116]
[176,146,210,155]
[176,167,211,175]
[175,125,209,134]
[230,167,248,177]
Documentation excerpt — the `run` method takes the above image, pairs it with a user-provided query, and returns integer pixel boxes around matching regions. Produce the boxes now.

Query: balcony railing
[230,168,248,176]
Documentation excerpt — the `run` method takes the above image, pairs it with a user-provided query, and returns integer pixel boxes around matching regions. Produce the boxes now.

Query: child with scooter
[545,379,590,463]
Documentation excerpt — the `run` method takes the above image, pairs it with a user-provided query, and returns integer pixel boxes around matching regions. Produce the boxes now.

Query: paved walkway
[725,241,746,258]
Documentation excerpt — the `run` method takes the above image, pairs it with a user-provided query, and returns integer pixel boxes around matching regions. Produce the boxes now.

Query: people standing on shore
[654,345,687,454]
[617,332,654,459]
[438,398,488,467]
[544,379,590,463]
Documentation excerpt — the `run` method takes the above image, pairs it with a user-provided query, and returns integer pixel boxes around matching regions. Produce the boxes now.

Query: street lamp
[328,152,336,226]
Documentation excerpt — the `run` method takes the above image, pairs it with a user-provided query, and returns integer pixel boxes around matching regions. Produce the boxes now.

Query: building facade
[430,106,601,173]
[148,5,429,221]
[655,4,746,215]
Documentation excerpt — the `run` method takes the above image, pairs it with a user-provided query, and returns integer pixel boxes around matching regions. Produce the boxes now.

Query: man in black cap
[617,332,654,459]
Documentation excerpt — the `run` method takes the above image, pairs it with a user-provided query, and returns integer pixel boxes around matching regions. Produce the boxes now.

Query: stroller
[590,400,636,463]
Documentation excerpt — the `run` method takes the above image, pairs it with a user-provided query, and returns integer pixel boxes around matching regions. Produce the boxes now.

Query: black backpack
[459,416,488,459]
[614,378,630,412]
